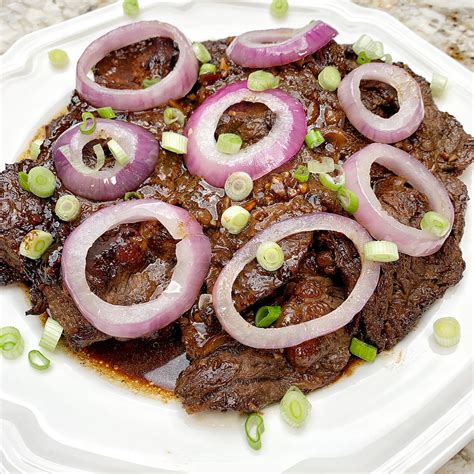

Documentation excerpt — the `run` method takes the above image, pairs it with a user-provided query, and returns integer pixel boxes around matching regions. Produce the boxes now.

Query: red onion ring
[53,119,159,201]
[184,81,306,187]
[76,21,198,111]
[62,199,211,338]
[337,63,424,143]
[343,143,454,256]
[227,21,337,68]
[212,213,380,349]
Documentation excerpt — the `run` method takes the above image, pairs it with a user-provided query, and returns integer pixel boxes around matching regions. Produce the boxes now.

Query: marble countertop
[0,0,472,472]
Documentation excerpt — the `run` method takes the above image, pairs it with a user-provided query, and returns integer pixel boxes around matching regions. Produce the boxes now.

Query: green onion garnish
[318,66,341,92]
[356,51,371,65]
[55,195,81,222]
[161,132,188,154]
[96,107,116,119]
[221,205,250,234]
[92,144,105,171]
[280,386,312,428]
[247,70,280,91]
[27,166,56,198]
[307,156,335,174]
[48,49,69,68]
[256,241,285,271]
[79,112,96,135]
[270,0,288,18]
[363,240,399,262]
[123,0,139,17]
[192,42,212,63]
[30,139,43,160]
[255,306,282,328]
[420,211,450,237]
[337,187,358,214]
[142,77,160,88]
[319,169,346,191]
[349,337,377,362]
[293,165,310,183]
[163,107,185,126]
[18,171,30,191]
[199,63,217,75]
[352,35,385,60]
[107,139,129,165]
[28,350,50,371]
[224,172,254,201]
[305,129,325,149]
[216,133,242,155]
[430,73,448,98]
[433,317,461,348]
[19,230,54,260]
[124,191,142,201]
[39,317,63,352]
[245,413,265,450]
[382,54,393,64]
[0,327,24,360]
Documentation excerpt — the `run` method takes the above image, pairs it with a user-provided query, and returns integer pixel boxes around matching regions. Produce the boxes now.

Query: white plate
[1,0,473,472]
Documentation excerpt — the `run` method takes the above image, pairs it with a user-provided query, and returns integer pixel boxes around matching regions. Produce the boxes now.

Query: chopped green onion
[124,191,142,201]
[55,195,81,222]
[247,70,280,91]
[217,133,242,155]
[270,0,288,18]
[123,0,139,17]
[245,413,265,450]
[256,241,284,271]
[142,77,160,88]
[255,306,282,328]
[224,172,254,201]
[356,51,371,65]
[431,73,448,98]
[420,211,450,237]
[352,34,373,55]
[0,327,24,360]
[364,240,399,262]
[349,337,377,362]
[161,131,188,154]
[96,107,116,119]
[221,205,250,234]
[318,165,345,191]
[163,107,185,126]
[293,165,310,183]
[280,386,312,428]
[337,187,358,213]
[352,35,384,60]
[92,143,105,171]
[30,139,43,160]
[27,166,56,198]
[18,171,30,191]
[48,49,69,68]
[307,156,335,174]
[318,66,341,92]
[382,54,393,64]
[366,40,384,60]
[199,63,217,75]
[39,317,63,352]
[433,317,460,348]
[28,350,50,371]
[192,42,212,63]
[19,230,54,260]
[305,129,325,149]
[79,112,96,135]
[107,139,129,165]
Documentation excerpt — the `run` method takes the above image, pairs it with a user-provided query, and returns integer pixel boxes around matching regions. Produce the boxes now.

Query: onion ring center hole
[360,80,400,118]
[81,139,115,170]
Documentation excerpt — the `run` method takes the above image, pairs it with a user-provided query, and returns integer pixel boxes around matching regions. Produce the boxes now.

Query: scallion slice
[247,70,280,91]
[245,413,265,450]
[352,35,385,60]
[224,172,253,201]
[430,73,448,98]
[55,195,81,222]
[39,317,63,352]
[163,107,185,126]
[48,49,69,68]
[255,306,282,328]
[352,34,373,55]
[161,132,188,154]
[270,0,288,18]
[280,386,312,428]
[199,63,217,75]
[27,166,56,198]
[79,112,96,135]
[382,53,393,64]
[337,187,358,214]
[96,107,116,119]
[356,51,371,65]
[142,77,160,88]
[124,191,142,201]
[363,240,399,262]
[349,337,377,362]
[192,42,212,63]
[107,139,129,165]
[30,139,43,160]
[420,211,450,237]
[18,171,30,191]
[305,129,325,149]
[318,66,341,92]
[256,241,284,271]
[28,350,50,371]
[293,165,310,183]
[92,143,105,171]
[433,317,460,348]
[221,205,250,234]
[307,157,335,174]
[217,133,242,155]
[123,0,139,17]
[19,230,54,260]
[0,327,24,360]
[318,165,345,191]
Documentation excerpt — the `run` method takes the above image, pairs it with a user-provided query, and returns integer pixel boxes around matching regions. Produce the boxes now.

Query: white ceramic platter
[1,0,473,472]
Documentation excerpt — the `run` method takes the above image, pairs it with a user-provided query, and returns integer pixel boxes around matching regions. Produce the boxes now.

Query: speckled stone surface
[0,0,472,471]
